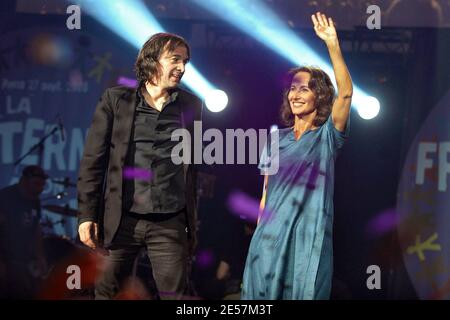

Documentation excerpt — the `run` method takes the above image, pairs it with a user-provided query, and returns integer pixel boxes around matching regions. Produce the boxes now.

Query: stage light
[204,89,228,112]
[354,96,380,120]
[191,0,380,120]
[73,0,219,101]
[117,76,138,88]
[270,125,279,133]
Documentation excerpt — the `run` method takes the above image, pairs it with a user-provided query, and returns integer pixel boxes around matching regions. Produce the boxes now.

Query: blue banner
[0,26,135,239]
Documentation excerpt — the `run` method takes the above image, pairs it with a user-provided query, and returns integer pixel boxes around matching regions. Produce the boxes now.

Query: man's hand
[78,221,98,249]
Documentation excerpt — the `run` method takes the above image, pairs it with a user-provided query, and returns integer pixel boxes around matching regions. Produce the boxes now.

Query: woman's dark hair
[134,32,190,85]
[280,66,335,127]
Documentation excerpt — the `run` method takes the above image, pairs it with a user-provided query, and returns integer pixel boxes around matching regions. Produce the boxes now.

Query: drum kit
[19,176,160,299]
[37,186,157,299]
[36,177,98,299]
[40,177,78,239]
[11,120,96,298]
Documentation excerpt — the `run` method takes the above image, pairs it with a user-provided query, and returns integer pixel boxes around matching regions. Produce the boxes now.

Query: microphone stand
[13,125,60,167]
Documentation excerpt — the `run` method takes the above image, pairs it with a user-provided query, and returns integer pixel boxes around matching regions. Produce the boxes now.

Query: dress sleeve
[325,113,350,153]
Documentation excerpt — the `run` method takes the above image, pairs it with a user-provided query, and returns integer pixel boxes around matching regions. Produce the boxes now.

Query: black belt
[124,207,185,222]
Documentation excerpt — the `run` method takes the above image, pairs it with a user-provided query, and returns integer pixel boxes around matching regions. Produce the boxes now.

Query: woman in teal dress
[242,12,353,300]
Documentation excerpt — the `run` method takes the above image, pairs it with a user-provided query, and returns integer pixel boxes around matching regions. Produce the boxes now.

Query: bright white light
[75,0,216,100]
[184,64,215,98]
[355,96,380,120]
[204,89,228,112]
[270,125,278,133]
[74,0,164,48]
[191,0,378,117]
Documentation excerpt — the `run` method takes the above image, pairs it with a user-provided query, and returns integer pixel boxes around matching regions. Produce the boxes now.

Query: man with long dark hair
[77,33,202,299]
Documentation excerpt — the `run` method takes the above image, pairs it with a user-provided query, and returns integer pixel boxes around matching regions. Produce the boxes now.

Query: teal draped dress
[242,115,349,300]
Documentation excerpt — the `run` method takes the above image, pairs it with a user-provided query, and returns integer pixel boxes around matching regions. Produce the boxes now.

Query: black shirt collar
[136,83,179,107]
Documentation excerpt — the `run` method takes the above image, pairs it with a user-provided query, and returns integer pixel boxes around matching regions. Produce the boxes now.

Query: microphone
[57,116,65,141]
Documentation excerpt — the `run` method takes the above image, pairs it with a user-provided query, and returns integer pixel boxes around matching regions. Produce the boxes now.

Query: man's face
[155,45,189,89]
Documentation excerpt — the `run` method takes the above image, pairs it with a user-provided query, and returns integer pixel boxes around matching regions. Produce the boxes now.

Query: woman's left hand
[311,12,338,44]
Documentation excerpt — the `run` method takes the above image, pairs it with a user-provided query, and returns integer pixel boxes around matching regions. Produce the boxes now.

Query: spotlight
[355,96,380,120]
[270,125,278,133]
[191,0,380,119]
[74,0,218,102]
[204,89,228,112]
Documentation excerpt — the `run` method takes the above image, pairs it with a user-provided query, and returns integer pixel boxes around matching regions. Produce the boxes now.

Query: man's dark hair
[134,32,190,86]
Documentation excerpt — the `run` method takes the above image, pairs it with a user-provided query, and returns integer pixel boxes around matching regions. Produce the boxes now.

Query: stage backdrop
[0,21,135,239]
[397,90,450,299]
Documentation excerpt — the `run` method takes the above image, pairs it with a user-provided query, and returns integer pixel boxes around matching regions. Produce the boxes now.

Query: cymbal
[51,178,76,188]
[43,205,78,217]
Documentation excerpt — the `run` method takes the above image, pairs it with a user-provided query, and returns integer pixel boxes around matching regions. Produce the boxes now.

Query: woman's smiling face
[288,71,316,117]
